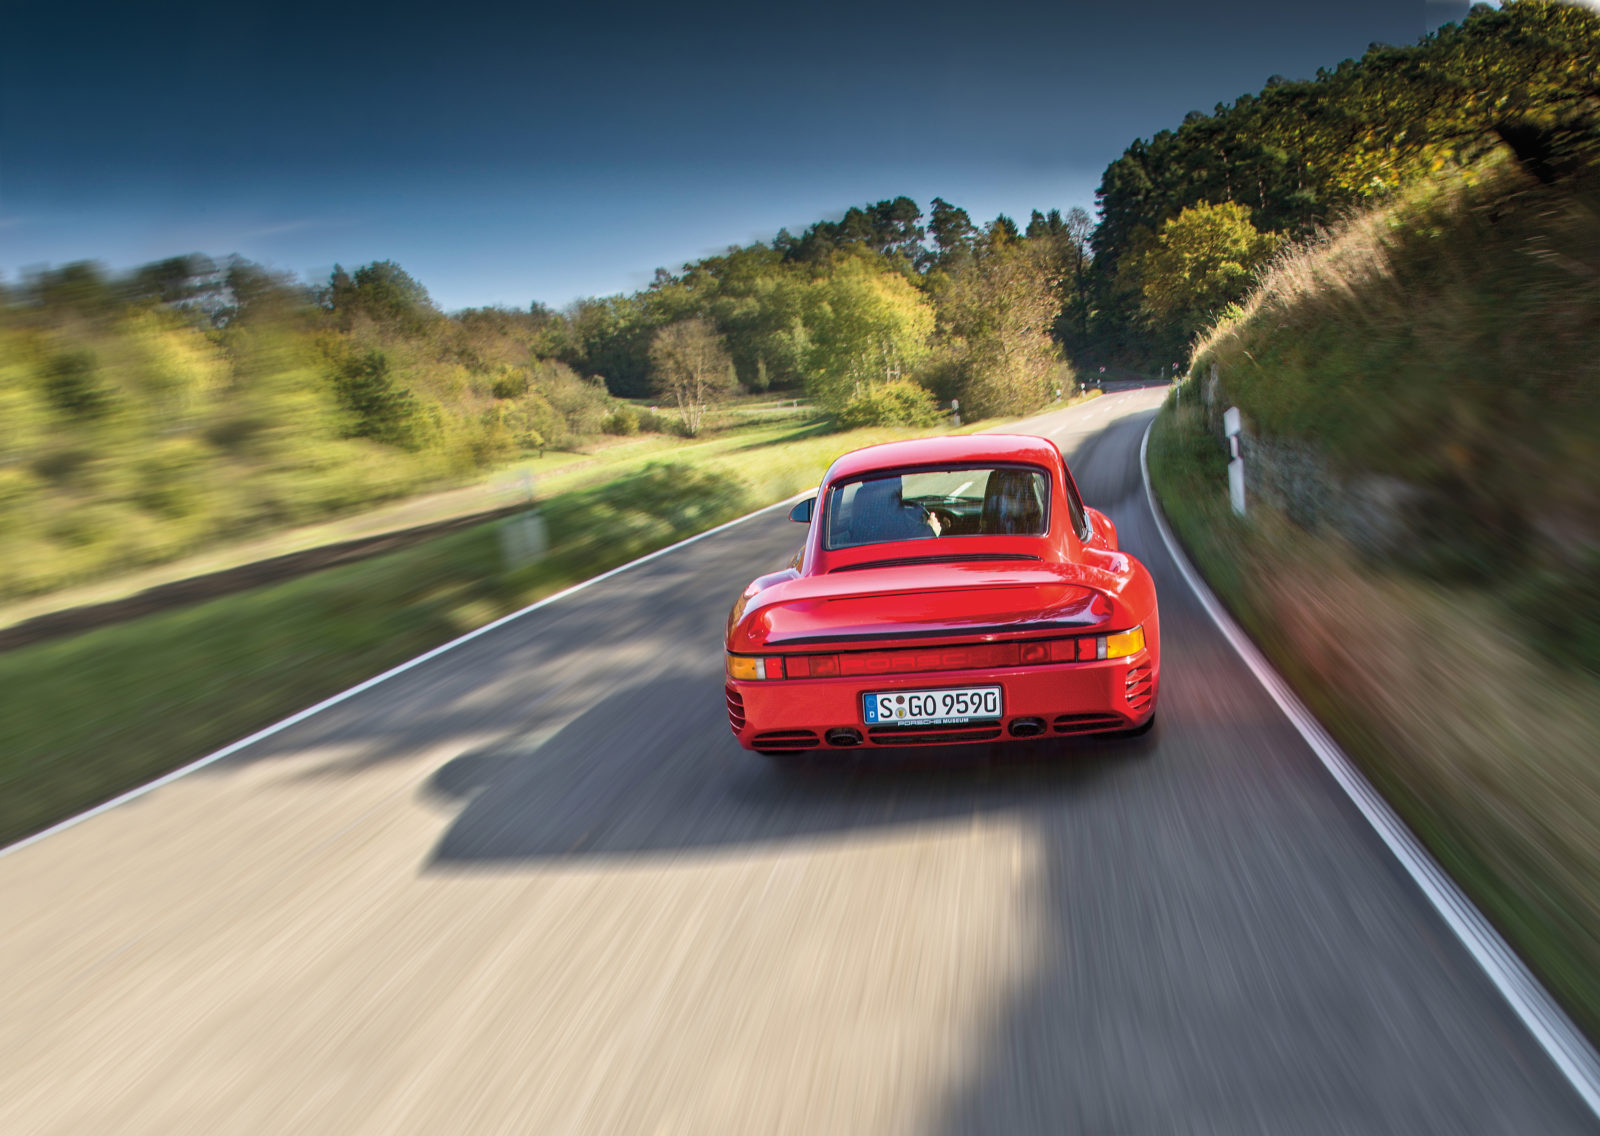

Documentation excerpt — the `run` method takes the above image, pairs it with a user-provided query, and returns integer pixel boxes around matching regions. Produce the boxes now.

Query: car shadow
[423,673,1156,866]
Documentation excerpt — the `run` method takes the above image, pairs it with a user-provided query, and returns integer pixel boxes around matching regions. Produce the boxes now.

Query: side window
[1064,472,1091,540]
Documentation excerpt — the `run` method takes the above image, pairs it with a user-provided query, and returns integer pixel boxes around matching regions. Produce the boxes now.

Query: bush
[956,349,1054,419]
[490,366,529,400]
[40,349,113,421]
[481,400,553,457]
[133,438,217,520]
[833,380,941,429]
[1511,552,1600,675]
[635,408,677,434]
[602,405,641,435]
[533,360,610,437]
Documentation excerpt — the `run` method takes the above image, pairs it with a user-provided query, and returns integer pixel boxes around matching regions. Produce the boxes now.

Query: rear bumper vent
[1053,713,1125,735]
[1125,663,1154,713]
[752,730,819,751]
[867,724,1003,745]
[725,686,746,733]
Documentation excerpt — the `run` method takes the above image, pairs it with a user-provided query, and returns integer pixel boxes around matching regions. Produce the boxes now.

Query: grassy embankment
[1147,155,1600,1037]
[0,396,808,632]
[0,402,1049,848]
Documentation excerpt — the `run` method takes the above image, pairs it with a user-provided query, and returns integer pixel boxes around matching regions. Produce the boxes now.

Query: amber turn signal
[1103,626,1145,659]
[726,654,781,680]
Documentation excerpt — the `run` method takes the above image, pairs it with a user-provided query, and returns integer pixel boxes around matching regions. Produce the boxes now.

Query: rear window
[824,465,1050,550]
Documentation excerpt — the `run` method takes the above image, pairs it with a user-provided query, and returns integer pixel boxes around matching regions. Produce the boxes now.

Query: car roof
[825,434,1062,483]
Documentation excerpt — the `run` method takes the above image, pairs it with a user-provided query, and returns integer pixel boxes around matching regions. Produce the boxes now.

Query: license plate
[862,686,1002,727]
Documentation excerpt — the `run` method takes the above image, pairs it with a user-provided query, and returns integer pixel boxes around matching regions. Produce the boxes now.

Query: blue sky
[2,1,1463,311]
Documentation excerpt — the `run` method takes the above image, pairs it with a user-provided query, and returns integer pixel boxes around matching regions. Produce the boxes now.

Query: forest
[1,0,1593,602]
[1083,0,1598,365]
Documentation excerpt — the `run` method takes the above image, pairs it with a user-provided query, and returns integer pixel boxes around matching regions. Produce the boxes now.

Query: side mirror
[788,496,814,523]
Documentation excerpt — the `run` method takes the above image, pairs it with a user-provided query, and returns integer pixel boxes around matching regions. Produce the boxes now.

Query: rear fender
[1086,507,1118,551]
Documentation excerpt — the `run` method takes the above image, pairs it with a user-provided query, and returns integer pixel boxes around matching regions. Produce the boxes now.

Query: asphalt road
[2,389,1594,1134]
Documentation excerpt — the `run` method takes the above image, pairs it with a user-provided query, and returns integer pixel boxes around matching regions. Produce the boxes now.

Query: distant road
[1,388,1593,1134]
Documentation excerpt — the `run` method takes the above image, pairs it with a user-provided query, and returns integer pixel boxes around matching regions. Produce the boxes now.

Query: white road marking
[0,494,809,859]
[1139,419,1600,1119]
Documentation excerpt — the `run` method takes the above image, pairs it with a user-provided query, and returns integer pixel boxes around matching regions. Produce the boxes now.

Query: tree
[930,239,1061,419]
[925,197,978,269]
[564,293,659,397]
[1133,201,1281,345]
[124,254,221,310]
[781,255,935,414]
[323,261,438,334]
[26,262,116,315]
[985,215,1021,245]
[333,348,427,449]
[220,258,308,326]
[777,197,926,265]
[649,318,737,436]
[1026,207,1095,345]
[40,349,112,421]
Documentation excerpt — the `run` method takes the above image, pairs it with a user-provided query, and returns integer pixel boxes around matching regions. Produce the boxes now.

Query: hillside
[1149,140,1600,1035]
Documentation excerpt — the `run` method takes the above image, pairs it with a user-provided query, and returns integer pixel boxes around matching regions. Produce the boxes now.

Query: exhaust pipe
[1008,717,1047,738]
[825,727,863,747]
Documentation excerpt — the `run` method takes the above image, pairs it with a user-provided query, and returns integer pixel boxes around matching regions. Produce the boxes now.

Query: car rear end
[726,620,1158,754]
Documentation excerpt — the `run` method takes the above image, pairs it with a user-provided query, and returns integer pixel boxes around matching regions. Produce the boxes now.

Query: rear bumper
[726,650,1157,752]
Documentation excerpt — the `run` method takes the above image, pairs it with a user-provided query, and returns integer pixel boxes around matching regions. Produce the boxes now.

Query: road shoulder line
[0,494,805,860]
[1139,419,1600,1118]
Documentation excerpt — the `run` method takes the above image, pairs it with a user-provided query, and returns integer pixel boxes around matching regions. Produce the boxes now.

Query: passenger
[981,470,1043,534]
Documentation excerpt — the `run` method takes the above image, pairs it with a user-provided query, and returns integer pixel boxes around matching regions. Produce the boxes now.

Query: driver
[851,477,937,543]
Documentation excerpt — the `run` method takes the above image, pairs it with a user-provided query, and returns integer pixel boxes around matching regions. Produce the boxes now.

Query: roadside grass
[1149,394,1600,1043]
[0,410,816,636]
[0,413,984,848]
[1193,157,1600,604]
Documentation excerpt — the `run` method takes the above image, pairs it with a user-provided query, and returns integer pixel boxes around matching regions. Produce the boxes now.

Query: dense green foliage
[0,259,625,599]
[834,379,942,429]
[545,208,1074,421]
[1081,0,1599,367]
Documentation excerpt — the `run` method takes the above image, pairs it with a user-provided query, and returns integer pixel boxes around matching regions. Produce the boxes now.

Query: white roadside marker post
[500,467,549,567]
[1224,405,1246,516]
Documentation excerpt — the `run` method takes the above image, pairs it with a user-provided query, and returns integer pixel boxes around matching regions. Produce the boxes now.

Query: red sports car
[724,433,1160,756]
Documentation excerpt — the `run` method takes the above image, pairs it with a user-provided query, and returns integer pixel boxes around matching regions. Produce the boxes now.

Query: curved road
[2,390,1594,1133]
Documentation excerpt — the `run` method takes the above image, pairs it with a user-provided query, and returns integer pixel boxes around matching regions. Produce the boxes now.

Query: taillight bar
[728,627,1144,680]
